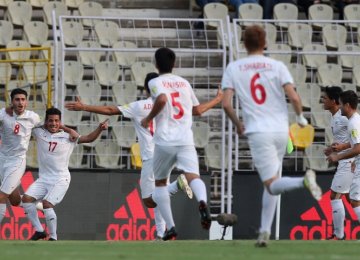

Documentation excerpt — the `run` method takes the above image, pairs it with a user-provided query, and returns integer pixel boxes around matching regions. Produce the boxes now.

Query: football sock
[167,181,179,196]
[152,186,175,229]
[0,203,6,224]
[189,178,207,202]
[154,206,166,238]
[259,188,278,234]
[269,177,304,195]
[331,199,345,238]
[23,203,44,232]
[44,208,57,240]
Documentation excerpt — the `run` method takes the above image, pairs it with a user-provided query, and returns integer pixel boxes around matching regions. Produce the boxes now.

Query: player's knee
[143,198,157,208]
[21,194,35,204]
[42,200,54,209]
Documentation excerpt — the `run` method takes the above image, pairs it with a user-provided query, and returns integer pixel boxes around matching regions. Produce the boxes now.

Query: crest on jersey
[351,129,358,138]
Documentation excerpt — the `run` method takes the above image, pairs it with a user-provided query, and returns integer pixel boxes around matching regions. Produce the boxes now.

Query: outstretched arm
[222,88,244,136]
[60,125,79,142]
[65,97,120,116]
[192,87,223,116]
[78,119,109,144]
[141,94,167,128]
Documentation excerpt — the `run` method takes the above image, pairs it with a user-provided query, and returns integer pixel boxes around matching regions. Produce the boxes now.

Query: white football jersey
[118,98,154,161]
[331,109,350,156]
[348,112,360,165]
[33,128,75,181]
[0,109,41,158]
[149,73,199,146]
[221,55,293,134]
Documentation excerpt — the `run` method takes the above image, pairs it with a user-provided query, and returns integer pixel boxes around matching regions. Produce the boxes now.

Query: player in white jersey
[140,48,221,240]
[221,25,322,247]
[22,107,108,241]
[322,86,353,240]
[66,72,223,240]
[328,90,360,230]
[0,88,42,228]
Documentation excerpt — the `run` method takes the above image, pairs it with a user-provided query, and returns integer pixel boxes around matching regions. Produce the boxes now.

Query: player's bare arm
[78,119,109,144]
[327,143,360,163]
[193,86,223,116]
[331,142,351,152]
[222,88,244,136]
[141,93,167,128]
[65,97,120,115]
[284,83,308,127]
[60,125,80,142]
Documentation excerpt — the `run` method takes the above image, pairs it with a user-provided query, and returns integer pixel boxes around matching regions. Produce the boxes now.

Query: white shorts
[247,132,288,182]
[140,159,155,199]
[0,156,26,195]
[25,178,70,206]
[331,159,353,194]
[153,145,199,180]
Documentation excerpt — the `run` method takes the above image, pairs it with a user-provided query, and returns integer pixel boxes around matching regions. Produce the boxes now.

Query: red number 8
[13,124,20,134]
[250,73,266,105]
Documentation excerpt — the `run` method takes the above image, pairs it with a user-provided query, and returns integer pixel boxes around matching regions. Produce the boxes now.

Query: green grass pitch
[0,240,359,260]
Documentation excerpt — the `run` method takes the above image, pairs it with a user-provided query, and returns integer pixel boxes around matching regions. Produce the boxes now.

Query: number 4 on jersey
[250,73,266,105]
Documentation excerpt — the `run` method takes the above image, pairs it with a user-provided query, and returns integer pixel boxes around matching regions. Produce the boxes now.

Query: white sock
[167,181,179,196]
[353,206,360,223]
[152,186,175,229]
[154,207,166,238]
[269,177,304,195]
[189,178,207,202]
[259,188,278,234]
[331,199,345,238]
[44,208,57,240]
[23,203,44,232]
[0,203,6,224]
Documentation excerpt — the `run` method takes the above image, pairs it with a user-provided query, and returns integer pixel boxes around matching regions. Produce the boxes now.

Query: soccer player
[66,72,223,240]
[0,88,42,227]
[327,90,360,231]
[221,25,322,247]
[322,86,353,240]
[23,107,108,241]
[140,47,219,240]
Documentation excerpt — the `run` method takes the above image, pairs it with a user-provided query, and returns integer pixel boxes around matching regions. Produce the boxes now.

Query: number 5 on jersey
[170,92,184,119]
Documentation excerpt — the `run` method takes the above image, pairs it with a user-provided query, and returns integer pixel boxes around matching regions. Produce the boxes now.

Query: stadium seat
[192,121,210,149]
[62,21,85,46]
[27,99,46,121]
[63,110,82,127]
[238,3,263,27]
[308,4,333,29]
[78,1,103,27]
[26,140,38,168]
[205,142,227,170]
[287,23,312,49]
[69,144,85,169]
[130,143,142,169]
[6,40,31,65]
[77,41,104,66]
[316,63,342,86]
[23,21,48,46]
[0,0,13,9]
[0,20,13,46]
[112,41,137,68]
[344,4,360,29]
[41,40,60,66]
[95,20,120,47]
[95,139,122,169]
[76,80,101,105]
[311,102,330,129]
[112,121,137,148]
[203,2,228,29]
[23,62,48,85]
[43,1,68,27]
[263,23,277,46]
[288,63,307,83]
[0,63,12,84]
[63,60,83,86]
[131,61,157,87]
[353,65,360,86]
[94,61,121,86]
[112,81,137,105]
[322,24,347,49]
[5,1,32,27]
[63,0,84,9]
[302,44,327,68]
[338,83,356,92]
[77,121,100,148]
[273,3,298,29]
[338,44,360,68]
[93,101,119,126]
[28,0,48,8]
[266,43,292,64]
[303,144,336,171]
[296,83,321,109]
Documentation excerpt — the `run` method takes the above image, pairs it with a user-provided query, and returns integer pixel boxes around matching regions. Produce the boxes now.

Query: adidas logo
[0,171,46,240]
[106,186,156,240]
[290,190,360,240]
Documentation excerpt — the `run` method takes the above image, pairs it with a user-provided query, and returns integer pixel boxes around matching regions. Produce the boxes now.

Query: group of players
[1,25,360,246]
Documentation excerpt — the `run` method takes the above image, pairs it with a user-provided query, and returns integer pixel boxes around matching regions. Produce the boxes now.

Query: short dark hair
[155,47,175,73]
[45,107,62,121]
[324,86,343,105]
[144,72,159,94]
[340,90,358,109]
[10,88,28,100]
[244,25,266,53]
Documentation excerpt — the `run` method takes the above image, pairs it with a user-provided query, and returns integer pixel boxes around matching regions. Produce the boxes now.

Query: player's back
[222,55,292,134]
